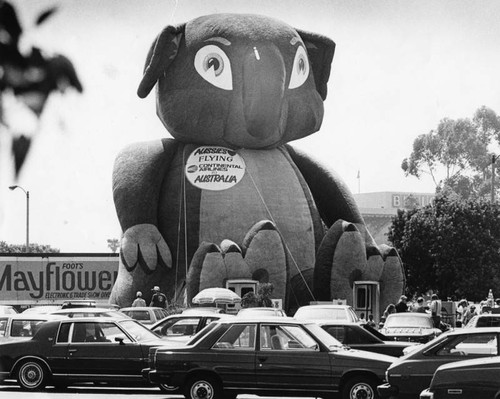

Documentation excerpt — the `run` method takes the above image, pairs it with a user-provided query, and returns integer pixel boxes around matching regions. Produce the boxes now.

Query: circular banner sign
[185,146,246,191]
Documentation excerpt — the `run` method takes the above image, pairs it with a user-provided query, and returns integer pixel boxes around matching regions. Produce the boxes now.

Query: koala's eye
[288,45,310,89]
[194,45,233,90]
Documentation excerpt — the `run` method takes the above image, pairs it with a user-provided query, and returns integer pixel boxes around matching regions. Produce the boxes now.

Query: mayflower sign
[185,146,246,190]
[0,254,119,305]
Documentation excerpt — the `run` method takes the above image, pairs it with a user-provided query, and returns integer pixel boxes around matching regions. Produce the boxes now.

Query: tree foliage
[0,241,60,253]
[402,106,500,199]
[388,195,500,301]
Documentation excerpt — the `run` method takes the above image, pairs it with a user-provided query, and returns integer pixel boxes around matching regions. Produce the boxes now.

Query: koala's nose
[242,44,285,139]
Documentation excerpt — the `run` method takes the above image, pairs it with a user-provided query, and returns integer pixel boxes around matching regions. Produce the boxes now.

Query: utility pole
[492,155,497,203]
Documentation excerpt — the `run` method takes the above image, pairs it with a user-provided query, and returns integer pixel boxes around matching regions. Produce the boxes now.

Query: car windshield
[304,323,345,349]
[186,321,219,346]
[119,320,160,341]
[385,315,433,328]
[295,307,349,320]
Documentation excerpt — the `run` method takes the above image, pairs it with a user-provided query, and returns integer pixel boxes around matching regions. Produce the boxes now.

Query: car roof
[313,320,361,326]
[120,307,163,311]
[215,316,300,324]
[0,313,62,321]
[181,307,225,314]
[437,355,500,371]
[51,307,117,313]
[297,304,352,309]
[386,312,431,318]
[444,326,500,335]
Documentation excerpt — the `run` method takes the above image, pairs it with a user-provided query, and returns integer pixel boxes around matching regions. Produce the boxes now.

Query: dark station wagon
[144,317,396,399]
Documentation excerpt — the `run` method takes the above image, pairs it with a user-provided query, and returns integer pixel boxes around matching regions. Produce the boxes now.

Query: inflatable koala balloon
[110,13,404,313]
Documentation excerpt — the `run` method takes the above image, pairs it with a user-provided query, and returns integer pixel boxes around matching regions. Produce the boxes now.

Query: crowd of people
[377,292,500,329]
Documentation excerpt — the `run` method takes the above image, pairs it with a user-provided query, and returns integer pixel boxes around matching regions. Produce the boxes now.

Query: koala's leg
[185,221,287,305]
[313,220,404,309]
[186,241,252,304]
[313,220,383,303]
[110,258,169,308]
[378,244,405,313]
[242,220,288,302]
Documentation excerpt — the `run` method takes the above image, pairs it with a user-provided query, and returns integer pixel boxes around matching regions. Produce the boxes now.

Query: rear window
[11,320,46,337]
[476,317,500,328]
[123,310,150,321]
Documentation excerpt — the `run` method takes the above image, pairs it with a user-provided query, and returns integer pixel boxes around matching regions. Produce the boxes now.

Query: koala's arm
[285,144,364,228]
[113,138,179,231]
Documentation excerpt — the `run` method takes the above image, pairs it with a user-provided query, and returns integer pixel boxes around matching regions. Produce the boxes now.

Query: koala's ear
[296,29,335,101]
[137,24,185,98]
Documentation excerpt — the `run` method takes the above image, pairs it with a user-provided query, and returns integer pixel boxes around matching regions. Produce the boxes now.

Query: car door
[63,320,144,378]
[255,323,332,393]
[209,323,257,388]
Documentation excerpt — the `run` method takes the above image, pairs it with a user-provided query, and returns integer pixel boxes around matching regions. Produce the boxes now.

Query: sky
[1,0,500,252]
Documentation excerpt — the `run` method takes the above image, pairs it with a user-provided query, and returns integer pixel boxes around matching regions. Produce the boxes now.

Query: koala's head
[138,13,335,149]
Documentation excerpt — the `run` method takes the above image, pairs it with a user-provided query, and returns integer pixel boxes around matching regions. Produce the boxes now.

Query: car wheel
[342,376,378,399]
[159,383,180,393]
[16,360,48,390]
[185,375,221,399]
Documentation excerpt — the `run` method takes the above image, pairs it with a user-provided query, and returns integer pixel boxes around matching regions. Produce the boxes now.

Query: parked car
[237,307,287,317]
[420,356,500,399]
[0,317,168,390]
[379,312,442,343]
[0,314,62,342]
[318,321,417,357]
[464,313,500,328]
[150,311,231,345]
[293,304,359,322]
[378,327,500,399]
[50,307,130,320]
[0,305,18,315]
[119,307,170,325]
[143,316,396,399]
[61,300,97,309]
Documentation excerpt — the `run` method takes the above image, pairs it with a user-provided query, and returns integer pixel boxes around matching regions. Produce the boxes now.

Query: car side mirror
[288,340,302,349]
[115,337,125,345]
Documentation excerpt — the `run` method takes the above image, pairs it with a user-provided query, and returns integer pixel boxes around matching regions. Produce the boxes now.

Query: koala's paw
[121,224,172,272]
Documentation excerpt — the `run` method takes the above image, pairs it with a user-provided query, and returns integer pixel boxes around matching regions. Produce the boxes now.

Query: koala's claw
[121,224,172,271]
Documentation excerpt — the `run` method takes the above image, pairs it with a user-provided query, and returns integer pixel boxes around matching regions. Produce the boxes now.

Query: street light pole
[8,185,29,252]
[492,155,497,203]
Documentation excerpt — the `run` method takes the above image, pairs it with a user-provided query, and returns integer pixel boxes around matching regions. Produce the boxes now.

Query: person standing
[149,286,168,308]
[366,314,377,328]
[131,291,146,307]
[462,304,476,326]
[413,297,427,313]
[379,303,396,328]
[395,295,409,313]
[430,294,442,328]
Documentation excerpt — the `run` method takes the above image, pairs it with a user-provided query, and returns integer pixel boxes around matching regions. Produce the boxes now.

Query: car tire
[185,375,221,399]
[16,359,49,390]
[159,383,180,393]
[342,375,378,399]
